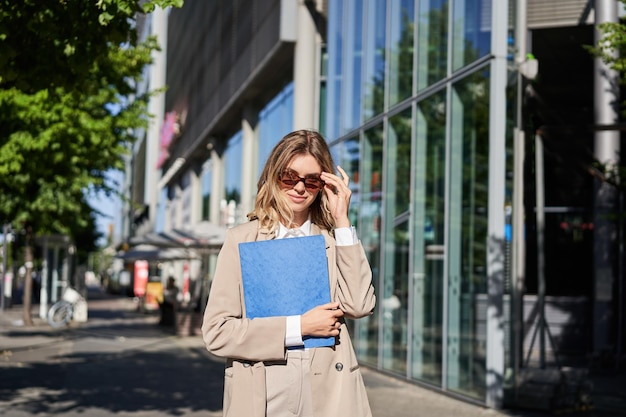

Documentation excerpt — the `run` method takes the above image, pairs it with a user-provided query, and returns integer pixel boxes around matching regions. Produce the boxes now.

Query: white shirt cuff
[285,315,304,347]
[335,226,357,246]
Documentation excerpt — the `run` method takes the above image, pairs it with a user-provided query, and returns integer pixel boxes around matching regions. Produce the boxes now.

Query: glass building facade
[196,83,294,232]
[324,0,509,404]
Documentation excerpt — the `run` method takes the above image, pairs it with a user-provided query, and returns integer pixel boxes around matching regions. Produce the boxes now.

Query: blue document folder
[239,235,334,348]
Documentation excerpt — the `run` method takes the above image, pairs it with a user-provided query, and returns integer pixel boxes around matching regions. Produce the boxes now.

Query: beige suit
[201,220,376,417]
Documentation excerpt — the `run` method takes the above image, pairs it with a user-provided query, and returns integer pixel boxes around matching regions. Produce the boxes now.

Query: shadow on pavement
[0,347,224,415]
[0,290,224,416]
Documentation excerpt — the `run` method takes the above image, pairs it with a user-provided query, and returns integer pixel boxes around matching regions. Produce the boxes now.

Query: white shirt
[278,220,357,347]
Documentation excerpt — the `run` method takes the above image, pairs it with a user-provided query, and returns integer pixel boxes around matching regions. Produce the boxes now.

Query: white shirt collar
[277,219,311,238]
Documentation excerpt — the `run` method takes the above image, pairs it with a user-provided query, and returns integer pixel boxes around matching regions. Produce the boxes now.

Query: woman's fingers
[336,165,350,186]
[302,303,344,337]
[322,165,349,191]
[320,169,351,227]
[319,301,340,310]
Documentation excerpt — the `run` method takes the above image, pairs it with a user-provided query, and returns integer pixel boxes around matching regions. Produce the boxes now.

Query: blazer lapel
[255,226,276,241]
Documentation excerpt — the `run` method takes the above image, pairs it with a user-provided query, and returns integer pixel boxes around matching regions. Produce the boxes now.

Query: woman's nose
[293,180,307,193]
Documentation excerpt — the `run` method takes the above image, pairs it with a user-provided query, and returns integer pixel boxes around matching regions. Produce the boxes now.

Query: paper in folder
[239,235,334,348]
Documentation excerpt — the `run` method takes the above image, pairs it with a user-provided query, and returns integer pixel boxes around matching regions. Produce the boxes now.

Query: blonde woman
[202,129,376,417]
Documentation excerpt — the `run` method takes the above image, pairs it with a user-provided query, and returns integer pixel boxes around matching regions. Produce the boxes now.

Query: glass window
[330,137,360,227]
[181,173,191,226]
[381,216,410,374]
[381,109,412,374]
[452,0,492,71]
[412,90,447,385]
[417,0,448,90]
[325,0,343,140]
[155,188,167,233]
[169,188,177,230]
[223,131,243,227]
[358,124,385,366]
[388,109,412,217]
[258,83,294,175]
[389,0,415,107]
[363,0,387,120]
[447,70,490,400]
[340,0,364,134]
[201,160,212,221]
[319,47,328,135]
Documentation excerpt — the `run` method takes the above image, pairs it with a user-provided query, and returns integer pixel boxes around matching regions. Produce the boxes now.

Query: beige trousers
[265,350,313,417]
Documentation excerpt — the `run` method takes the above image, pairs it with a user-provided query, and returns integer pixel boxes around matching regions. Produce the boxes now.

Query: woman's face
[278,154,323,226]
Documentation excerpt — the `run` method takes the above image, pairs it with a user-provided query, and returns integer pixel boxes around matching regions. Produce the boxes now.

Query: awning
[128,221,226,254]
[115,244,198,262]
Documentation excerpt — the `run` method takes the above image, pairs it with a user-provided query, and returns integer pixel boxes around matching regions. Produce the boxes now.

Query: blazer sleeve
[334,241,376,319]
[201,228,288,362]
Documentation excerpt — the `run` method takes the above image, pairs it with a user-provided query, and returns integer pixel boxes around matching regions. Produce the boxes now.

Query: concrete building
[120,0,624,411]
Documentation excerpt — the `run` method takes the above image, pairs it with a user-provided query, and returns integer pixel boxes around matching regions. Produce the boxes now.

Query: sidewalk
[1,289,624,417]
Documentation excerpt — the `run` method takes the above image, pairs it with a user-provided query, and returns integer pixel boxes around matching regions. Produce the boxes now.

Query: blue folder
[239,235,334,348]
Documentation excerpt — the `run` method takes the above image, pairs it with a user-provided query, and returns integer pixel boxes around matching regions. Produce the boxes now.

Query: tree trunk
[22,227,33,326]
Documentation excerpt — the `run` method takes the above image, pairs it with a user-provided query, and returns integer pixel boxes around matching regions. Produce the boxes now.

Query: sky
[90,170,123,248]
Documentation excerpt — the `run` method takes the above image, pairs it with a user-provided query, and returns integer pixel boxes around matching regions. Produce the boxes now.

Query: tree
[587,0,626,117]
[0,0,183,325]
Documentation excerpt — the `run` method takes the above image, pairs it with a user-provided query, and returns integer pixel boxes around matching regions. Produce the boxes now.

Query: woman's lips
[288,194,307,203]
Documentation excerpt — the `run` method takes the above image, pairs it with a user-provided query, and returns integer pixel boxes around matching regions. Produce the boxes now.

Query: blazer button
[335,362,344,372]
[243,363,250,368]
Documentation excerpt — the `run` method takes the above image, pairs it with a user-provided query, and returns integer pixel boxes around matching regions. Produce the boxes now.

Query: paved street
[0,291,223,417]
[0,288,624,417]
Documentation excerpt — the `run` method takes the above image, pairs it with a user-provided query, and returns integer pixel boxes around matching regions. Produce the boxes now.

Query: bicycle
[47,286,85,328]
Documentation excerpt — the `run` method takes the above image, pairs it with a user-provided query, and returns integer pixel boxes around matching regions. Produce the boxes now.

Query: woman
[201,129,376,417]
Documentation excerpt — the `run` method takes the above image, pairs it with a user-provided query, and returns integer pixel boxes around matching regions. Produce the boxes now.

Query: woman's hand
[321,165,352,228]
[301,302,344,337]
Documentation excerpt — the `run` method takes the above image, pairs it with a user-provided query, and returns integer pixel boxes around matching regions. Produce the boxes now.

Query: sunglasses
[279,168,325,191]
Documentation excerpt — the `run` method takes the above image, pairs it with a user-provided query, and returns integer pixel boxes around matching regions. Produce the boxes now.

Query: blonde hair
[248,130,336,231]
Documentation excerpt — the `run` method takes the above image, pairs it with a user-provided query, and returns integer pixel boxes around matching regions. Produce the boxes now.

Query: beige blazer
[201,220,376,417]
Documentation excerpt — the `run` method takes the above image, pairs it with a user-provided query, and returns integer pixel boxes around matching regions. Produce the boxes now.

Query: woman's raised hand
[321,165,352,228]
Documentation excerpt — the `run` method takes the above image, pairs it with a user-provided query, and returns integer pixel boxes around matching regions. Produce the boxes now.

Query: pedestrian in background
[201,129,376,417]
[159,276,179,327]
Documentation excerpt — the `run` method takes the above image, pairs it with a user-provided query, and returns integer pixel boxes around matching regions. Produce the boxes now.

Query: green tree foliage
[585,1,626,193]
[0,0,182,92]
[0,43,153,234]
[0,0,183,324]
[587,1,626,117]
